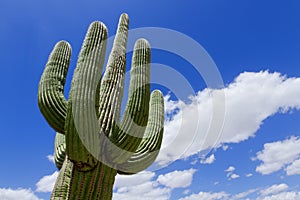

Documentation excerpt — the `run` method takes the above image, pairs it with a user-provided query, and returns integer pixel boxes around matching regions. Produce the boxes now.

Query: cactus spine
[38,14,164,200]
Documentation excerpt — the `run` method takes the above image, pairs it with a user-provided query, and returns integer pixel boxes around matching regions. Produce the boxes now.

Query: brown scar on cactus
[38,13,164,200]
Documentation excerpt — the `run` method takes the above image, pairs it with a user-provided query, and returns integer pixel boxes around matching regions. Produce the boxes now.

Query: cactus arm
[109,39,151,164]
[51,157,73,200]
[54,132,66,169]
[117,90,164,174]
[98,13,128,137]
[65,21,107,171]
[38,41,71,133]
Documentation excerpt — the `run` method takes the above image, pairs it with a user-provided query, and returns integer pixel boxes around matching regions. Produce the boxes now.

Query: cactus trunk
[51,158,116,200]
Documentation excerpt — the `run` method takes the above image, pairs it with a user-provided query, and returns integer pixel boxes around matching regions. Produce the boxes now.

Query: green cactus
[38,13,164,200]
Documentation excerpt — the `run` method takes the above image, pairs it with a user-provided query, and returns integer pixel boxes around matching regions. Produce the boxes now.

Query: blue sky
[0,0,300,199]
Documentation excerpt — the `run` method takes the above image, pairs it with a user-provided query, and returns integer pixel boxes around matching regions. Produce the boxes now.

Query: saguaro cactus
[38,13,164,199]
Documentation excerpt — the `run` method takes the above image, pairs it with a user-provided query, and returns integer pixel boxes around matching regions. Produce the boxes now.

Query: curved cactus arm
[98,13,128,137]
[117,90,164,174]
[54,132,66,169]
[109,39,151,164]
[65,21,107,171]
[38,41,71,133]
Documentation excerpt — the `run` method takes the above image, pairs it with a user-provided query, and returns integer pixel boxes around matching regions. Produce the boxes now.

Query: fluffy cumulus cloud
[114,171,155,189]
[113,181,171,200]
[113,169,196,199]
[36,171,58,192]
[286,158,300,176]
[157,169,196,188]
[255,136,300,175]
[0,164,58,199]
[0,188,41,200]
[156,71,300,166]
[113,171,171,200]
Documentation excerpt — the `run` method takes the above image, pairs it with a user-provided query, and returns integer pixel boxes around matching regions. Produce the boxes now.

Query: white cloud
[36,171,58,193]
[156,71,300,166]
[157,169,196,188]
[114,168,196,199]
[229,173,240,180]
[255,136,300,175]
[47,155,55,164]
[114,171,155,189]
[183,189,191,195]
[259,191,300,200]
[0,188,41,200]
[257,184,300,200]
[225,166,235,172]
[164,93,184,118]
[224,166,239,180]
[113,171,170,200]
[190,159,198,165]
[222,145,229,151]
[179,191,228,200]
[260,183,289,196]
[200,154,216,164]
[246,173,253,177]
[113,181,171,200]
[232,188,258,200]
[286,158,300,176]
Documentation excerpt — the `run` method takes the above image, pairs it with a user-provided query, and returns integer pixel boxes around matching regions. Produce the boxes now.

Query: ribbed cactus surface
[38,14,164,200]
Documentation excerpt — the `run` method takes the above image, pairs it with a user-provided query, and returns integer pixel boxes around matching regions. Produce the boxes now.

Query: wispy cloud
[258,191,300,200]
[47,155,55,164]
[232,188,258,200]
[259,183,289,197]
[179,191,228,200]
